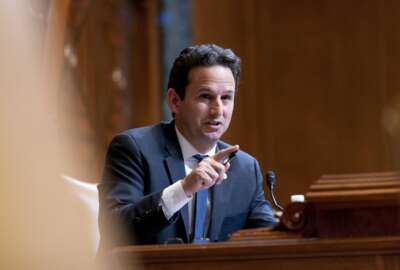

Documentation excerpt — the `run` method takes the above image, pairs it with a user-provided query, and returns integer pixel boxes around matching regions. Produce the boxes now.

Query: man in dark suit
[98,44,276,253]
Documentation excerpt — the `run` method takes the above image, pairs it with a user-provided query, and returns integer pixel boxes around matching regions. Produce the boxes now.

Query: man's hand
[181,145,239,197]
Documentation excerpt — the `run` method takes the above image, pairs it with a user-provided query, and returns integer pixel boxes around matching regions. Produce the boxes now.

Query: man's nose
[210,98,223,116]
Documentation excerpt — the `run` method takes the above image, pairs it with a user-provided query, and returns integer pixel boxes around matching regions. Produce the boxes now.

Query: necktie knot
[193,154,208,162]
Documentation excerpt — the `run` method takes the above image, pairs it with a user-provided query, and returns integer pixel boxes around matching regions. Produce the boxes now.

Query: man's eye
[222,95,232,101]
[200,94,212,99]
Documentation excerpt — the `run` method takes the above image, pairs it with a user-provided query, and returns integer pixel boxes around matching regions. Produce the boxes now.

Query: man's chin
[203,132,223,142]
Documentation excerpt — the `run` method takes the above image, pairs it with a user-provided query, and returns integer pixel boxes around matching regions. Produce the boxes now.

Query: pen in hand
[223,150,238,166]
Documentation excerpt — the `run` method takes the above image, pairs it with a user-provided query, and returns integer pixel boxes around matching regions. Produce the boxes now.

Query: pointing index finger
[212,145,239,162]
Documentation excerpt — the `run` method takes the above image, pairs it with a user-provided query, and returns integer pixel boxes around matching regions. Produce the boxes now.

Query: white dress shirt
[160,126,216,237]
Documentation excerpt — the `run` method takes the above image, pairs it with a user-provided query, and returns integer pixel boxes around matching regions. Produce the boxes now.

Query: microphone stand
[266,171,284,211]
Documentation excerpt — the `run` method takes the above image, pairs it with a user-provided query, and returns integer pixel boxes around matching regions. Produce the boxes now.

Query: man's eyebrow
[197,87,213,93]
[222,90,235,95]
[197,88,235,94]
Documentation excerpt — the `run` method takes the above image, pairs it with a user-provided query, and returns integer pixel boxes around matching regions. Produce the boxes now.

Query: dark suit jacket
[98,121,276,251]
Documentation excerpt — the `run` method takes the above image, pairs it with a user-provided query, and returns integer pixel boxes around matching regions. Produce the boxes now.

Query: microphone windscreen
[266,171,276,187]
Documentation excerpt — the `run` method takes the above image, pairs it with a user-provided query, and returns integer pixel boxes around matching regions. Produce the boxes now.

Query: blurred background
[2,0,400,268]
[49,0,400,205]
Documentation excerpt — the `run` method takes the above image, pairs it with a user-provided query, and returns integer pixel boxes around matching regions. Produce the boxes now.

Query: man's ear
[166,88,181,114]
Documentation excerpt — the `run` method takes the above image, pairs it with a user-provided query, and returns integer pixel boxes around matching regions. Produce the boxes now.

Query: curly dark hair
[167,44,241,100]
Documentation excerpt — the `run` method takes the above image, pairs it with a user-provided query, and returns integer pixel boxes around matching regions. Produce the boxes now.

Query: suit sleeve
[245,159,277,228]
[98,133,177,246]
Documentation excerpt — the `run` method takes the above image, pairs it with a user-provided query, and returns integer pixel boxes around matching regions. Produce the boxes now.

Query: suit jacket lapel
[209,142,230,241]
[163,121,185,184]
[163,122,190,240]
[209,183,227,241]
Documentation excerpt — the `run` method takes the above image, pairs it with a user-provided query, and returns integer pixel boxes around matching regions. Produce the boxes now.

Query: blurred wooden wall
[193,0,400,205]
[57,0,160,181]
[52,0,400,203]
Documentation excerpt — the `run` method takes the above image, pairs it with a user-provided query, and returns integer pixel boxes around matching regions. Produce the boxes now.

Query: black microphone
[266,171,283,211]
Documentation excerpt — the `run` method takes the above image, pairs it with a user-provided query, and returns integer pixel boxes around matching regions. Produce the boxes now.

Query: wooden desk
[113,172,400,270]
[113,235,400,270]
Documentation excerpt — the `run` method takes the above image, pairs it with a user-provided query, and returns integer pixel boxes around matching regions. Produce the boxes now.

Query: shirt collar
[175,125,217,161]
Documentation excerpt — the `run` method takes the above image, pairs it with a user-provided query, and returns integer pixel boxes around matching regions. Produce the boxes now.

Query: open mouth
[205,120,222,129]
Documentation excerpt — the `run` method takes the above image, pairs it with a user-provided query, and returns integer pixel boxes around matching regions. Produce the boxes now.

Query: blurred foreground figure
[0,1,114,269]
[98,44,276,259]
